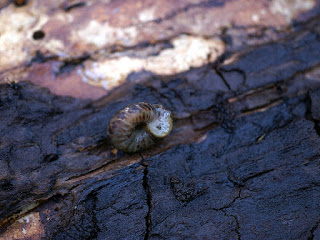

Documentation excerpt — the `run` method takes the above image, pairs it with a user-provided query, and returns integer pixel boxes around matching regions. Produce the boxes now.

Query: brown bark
[1,1,320,239]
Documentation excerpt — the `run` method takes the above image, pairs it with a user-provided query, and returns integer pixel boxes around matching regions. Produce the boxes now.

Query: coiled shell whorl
[107,102,173,153]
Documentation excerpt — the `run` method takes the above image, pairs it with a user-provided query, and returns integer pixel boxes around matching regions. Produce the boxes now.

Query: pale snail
[107,102,173,153]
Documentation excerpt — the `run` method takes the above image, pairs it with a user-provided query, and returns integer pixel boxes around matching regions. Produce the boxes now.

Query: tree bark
[1,1,320,239]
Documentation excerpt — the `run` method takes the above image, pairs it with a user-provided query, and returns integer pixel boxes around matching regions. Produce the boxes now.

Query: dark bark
[1,6,320,240]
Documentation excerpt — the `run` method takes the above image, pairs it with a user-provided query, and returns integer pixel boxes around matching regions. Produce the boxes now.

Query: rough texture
[1,1,320,240]
[1,0,320,99]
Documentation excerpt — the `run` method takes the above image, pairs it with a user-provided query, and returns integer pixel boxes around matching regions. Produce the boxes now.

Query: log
[1,1,320,239]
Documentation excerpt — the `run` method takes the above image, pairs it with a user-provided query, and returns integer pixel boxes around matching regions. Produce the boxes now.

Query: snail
[107,102,173,153]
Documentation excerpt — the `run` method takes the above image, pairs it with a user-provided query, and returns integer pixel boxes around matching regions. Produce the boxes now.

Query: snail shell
[107,102,173,153]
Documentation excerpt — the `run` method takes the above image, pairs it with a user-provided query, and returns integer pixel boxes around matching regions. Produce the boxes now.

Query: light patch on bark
[78,35,225,90]
[138,7,157,22]
[71,20,138,48]
[270,0,315,22]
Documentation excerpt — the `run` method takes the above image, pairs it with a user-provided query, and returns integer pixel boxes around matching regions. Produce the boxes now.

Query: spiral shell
[107,102,173,153]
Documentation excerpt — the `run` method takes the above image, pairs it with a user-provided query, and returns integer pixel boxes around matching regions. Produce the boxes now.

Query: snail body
[107,102,173,153]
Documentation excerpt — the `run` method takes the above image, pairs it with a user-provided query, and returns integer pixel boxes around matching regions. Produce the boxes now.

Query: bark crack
[141,154,152,240]
[231,214,241,240]
[306,92,320,138]
[134,0,224,25]
[308,218,320,240]
[87,192,100,239]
